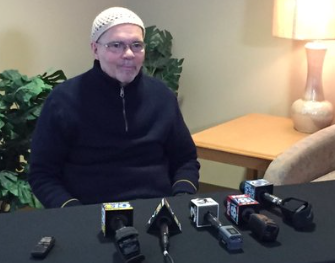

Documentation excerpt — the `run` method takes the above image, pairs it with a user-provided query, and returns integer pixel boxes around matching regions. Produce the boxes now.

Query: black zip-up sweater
[28,61,200,208]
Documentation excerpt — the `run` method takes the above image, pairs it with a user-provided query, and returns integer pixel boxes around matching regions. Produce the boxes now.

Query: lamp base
[291,99,333,133]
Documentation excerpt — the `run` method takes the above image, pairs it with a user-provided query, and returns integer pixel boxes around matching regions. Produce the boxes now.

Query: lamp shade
[273,0,335,40]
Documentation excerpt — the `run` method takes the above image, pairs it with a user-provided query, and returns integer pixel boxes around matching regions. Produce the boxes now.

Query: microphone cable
[163,250,175,263]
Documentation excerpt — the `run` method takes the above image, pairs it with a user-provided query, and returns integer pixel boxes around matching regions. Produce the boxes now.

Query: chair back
[264,124,335,185]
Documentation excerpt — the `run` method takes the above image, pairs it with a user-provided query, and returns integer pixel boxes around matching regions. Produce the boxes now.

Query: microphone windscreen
[242,179,274,202]
[189,197,219,227]
[226,194,259,225]
[101,202,134,237]
[146,198,182,234]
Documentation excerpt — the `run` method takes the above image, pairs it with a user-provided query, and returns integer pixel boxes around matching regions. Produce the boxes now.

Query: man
[28,7,200,208]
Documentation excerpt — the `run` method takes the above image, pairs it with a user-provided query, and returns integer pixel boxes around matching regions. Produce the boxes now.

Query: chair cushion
[312,170,335,182]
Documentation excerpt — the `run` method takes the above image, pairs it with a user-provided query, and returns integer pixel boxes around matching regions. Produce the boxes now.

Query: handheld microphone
[101,202,145,263]
[146,198,181,259]
[225,194,279,242]
[240,179,314,229]
[189,197,243,251]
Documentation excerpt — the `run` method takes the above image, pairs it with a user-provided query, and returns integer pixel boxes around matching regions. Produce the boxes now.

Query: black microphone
[240,179,314,229]
[101,202,145,263]
[190,197,243,251]
[225,194,279,242]
[146,198,181,258]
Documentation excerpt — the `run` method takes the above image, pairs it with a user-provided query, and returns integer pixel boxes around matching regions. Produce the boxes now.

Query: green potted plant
[0,69,67,211]
[143,25,184,95]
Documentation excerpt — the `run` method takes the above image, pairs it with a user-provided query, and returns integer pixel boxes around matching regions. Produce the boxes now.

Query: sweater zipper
[120,86,129,132]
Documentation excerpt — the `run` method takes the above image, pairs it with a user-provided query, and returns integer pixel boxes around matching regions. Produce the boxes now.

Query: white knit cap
[91,7,145,42]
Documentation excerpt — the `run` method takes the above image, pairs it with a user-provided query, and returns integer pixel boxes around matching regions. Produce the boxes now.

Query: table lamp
[272,0,335,133]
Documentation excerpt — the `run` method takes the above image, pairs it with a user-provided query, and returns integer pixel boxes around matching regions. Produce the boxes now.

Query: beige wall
[1,0,335,189]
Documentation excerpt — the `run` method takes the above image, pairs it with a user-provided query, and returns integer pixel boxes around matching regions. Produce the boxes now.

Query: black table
[1,181,335,263]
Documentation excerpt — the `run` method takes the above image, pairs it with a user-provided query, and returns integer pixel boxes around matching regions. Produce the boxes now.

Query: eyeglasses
[97,41,145,54]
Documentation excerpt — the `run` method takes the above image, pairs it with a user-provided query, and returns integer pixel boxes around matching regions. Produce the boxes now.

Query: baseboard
[198,182,235,193]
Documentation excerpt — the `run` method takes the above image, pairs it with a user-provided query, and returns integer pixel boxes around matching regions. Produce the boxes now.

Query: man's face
[91,24,145,85]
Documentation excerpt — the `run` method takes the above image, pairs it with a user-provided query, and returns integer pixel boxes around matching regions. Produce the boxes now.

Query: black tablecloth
[1,181,335,263]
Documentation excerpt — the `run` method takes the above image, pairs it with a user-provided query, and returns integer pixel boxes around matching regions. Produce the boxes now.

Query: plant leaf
[144,25,183,94]
[40,70,67,86]
[0,170,19,196]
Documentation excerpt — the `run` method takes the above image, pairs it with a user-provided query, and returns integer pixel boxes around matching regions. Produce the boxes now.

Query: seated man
[28,6,200,208]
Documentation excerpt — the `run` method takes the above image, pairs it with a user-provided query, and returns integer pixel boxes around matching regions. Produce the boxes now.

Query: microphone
[225,194,279,242]
[146,198,181,258]
[101,202,145,263]
[189,197,243,251]
[240,179,314,229]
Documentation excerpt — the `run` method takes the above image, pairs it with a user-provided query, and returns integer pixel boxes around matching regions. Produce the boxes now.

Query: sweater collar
[92,59,143,88]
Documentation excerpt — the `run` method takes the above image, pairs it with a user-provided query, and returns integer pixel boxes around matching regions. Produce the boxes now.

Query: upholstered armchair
[263,124,335,185]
